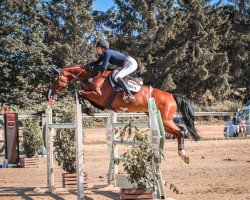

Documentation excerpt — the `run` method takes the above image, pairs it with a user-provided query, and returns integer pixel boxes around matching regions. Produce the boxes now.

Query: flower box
[120,188,154,200]
[20,157,39,168]
[62,172,88,189]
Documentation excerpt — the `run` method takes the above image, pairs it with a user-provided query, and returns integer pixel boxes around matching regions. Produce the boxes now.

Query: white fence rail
[0,112,232,121]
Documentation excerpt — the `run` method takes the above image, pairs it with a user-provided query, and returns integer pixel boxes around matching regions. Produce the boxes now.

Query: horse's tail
[173,94,201,141]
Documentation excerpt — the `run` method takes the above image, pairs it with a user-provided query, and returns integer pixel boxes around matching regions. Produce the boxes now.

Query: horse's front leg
[77,92,94,116]
[78,89,102,100]
[78,90,102,116]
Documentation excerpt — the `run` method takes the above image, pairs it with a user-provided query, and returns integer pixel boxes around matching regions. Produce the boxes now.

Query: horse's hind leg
[162,120,189,164]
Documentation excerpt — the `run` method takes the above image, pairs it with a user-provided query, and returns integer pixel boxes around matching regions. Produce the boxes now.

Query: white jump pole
[46,107,54,189]
[46,93,84,200]
[75,94,84,199]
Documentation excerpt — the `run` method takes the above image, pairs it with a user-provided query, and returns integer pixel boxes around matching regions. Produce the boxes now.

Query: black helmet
[96,40,109,49]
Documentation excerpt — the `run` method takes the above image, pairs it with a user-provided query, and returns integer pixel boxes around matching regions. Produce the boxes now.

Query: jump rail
[0,112,232,121]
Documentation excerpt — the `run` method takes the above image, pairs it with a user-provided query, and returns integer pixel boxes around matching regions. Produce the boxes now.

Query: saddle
[104,70,143,109]
[111,69,143,93]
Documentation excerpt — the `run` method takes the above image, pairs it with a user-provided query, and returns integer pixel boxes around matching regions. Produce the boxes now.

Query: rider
[85,39,137,102]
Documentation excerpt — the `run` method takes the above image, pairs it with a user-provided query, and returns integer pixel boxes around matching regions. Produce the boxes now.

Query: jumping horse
[48,65,201,164]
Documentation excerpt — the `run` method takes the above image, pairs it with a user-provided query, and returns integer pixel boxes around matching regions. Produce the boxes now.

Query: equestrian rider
[85,39,137,102]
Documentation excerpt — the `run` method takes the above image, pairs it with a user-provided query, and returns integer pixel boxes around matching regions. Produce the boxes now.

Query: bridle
[51,70,82,95]
[50,69,107,96]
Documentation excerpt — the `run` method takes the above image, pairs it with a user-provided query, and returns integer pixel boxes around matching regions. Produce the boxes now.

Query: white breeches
[113,57,138,82]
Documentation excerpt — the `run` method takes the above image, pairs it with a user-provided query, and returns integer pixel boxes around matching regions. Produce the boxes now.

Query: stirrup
[123,94,135,103]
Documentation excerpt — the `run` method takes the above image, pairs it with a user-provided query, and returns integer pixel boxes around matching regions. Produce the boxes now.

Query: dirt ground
[0,126,250,200]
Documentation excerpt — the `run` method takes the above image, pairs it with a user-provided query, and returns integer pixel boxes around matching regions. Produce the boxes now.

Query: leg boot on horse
[79,97,95,116]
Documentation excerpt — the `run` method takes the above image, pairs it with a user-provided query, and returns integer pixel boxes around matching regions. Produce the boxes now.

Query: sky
[93,0,115,11]
[92,0,233,11]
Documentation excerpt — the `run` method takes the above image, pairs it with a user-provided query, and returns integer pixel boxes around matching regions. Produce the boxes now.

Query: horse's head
[48,65,98,100]
[48,66,69,100]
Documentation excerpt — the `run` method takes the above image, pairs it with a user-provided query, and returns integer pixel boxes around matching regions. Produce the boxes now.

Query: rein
[86,73,108,83]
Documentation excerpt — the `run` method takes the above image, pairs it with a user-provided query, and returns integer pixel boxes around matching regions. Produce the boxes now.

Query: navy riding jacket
[88,49,128,72]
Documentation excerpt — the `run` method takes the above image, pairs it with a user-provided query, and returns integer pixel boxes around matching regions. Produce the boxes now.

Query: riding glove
[84,64,94,71]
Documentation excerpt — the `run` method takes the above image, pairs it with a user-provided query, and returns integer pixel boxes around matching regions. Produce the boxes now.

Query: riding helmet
[96,40,109,49]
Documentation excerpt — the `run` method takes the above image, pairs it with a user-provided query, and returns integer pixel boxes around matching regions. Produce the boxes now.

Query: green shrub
[54,128,77,173]
[116,122,163,189]
[53,110,83,173]
[22,119,43,158]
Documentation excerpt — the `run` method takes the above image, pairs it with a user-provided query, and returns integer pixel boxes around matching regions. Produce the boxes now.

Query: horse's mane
[62,65,113,77]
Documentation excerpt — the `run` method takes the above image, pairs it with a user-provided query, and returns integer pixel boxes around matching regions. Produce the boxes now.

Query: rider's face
[96,46,105,55]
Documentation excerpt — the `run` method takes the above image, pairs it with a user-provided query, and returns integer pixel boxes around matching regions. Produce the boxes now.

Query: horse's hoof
[183,156,189,164]
[179,150,189,164]
[83,107,95,116]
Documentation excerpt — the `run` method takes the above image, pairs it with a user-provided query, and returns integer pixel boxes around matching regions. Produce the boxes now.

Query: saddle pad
[127,80,142,93]
[112,69,143,93]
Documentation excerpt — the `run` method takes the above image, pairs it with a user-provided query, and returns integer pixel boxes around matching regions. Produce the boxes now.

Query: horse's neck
[63,65,112,82]
[64,65,83,74]
[62,65,89,81]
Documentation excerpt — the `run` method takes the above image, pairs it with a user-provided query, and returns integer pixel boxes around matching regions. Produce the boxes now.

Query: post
[148,98,166,199]
[46,108,54,189]
[111,112,118,186]
[107,111,118,185]
[75,94,84,199]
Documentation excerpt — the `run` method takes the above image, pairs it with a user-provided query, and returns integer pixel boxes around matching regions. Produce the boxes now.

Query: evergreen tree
[44,0,95,67]
[0,0,96,107]
[0,0,248,109]
[223,1,249,101]
[94,0,180,76]
[0,0,51,107]
[167,1,231,102]
[100,0,232,102]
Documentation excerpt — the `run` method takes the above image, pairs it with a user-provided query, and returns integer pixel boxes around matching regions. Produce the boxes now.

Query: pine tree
[0,0,96,108]
[223,1,249,101]
[166,1,231,102]
[100,0,232,102]
[44,0,95,67]
[0,0,51,107]
[22,119,43,158]
[95,0,180,77]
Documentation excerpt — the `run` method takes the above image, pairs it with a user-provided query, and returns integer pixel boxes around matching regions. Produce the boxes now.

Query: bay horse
[48,65,201,164]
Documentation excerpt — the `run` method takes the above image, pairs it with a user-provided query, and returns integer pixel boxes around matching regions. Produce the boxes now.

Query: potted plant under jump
[53,112,88,189]
[115,122,163,200]
[20,119,43,168]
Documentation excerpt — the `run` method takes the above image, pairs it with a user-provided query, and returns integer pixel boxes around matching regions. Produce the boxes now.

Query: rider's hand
[84,64,94,71]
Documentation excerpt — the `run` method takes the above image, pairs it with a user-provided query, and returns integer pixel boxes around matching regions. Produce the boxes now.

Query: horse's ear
[51,66,60,76]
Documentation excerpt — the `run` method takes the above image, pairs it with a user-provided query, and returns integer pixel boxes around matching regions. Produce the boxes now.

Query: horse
[48,65,201,164]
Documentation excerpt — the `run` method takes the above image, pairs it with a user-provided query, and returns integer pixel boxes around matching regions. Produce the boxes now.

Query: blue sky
[93,0,114,11]
[93,0,232,11]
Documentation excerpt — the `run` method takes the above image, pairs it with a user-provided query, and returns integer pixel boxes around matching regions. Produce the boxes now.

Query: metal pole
[75,93,84,200]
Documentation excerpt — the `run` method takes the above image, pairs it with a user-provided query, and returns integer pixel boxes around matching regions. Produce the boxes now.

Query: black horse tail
[173,94,201,141]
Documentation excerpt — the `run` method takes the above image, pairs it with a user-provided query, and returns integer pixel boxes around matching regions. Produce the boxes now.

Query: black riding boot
[117,77,135,102]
